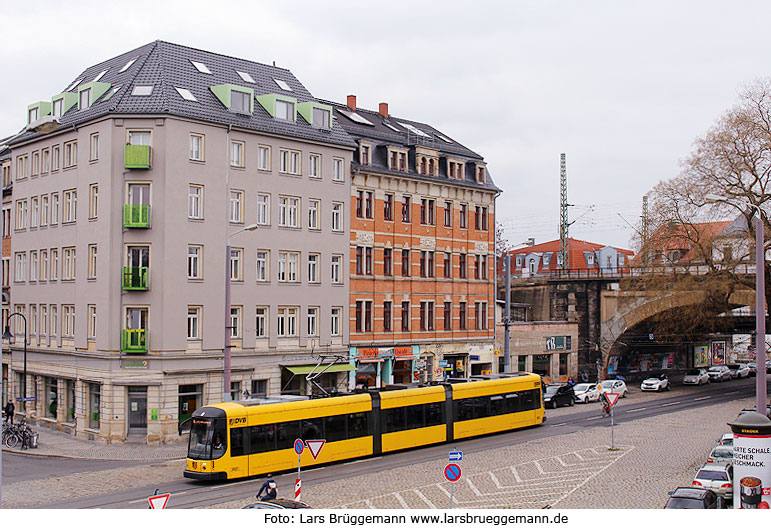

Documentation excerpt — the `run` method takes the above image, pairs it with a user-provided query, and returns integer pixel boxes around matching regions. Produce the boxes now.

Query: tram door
[127,386,148,434]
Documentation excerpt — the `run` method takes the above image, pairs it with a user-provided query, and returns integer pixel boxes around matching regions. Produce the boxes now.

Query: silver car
[707,365,731,382]
[707,445,733,466]
[692,463,733,500]
[683,368,709,385]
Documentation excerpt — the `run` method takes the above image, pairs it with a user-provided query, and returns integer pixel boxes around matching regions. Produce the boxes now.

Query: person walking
[4,400,14,423]
[256,474,278,501]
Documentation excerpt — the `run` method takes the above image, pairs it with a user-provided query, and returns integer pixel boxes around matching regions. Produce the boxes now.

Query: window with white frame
[257,193,270,225]
[50,193,59,224]
[188,245,202,279]
[231,90,251,113]
[1,257,8,287]
[41,148,50,173]
[278,251,299,282]
[257,145,270,170]
[230,190,243,223]
[275,100,294,121]
[62,247,76,280]
[331,254,342,284]
[256,250,269,282]
[278,196,299,227]
[230,306,242,338]
[30,197,39,228]
[87,244,97,279]
[16,154,28,180]
[29,251,38,281]
[331,202,343,232]
[63,141,77,168]
[3,206,11,237]
[14,252,26,282]
[88,305,97,339]
[312,108,330,129]
[187,306,201,339]
[90,133,99,161]
[89,184,98,219]
[309,153,320,178]
[230,140,245,167]
[307,307,319,337]
[277,306,297,336]
[63,189,77,223]
[79,88,91,110]
[40,250,48,281]
[50,249,59,280]
[63,305,75,337]
[307,253,319,283]
[333,158,344,181]
[331,307,341,336]
[30,305,38,337]
[279,149,300,175]
[31,151,39,176]
[255,307,268,338]
[308,199,320,230]
[128,130,151,146]
[188,185,203,219]
[15,199,27,230]
[50,305,58,339]
[189,133,204,161]
[230,248,243,281]
[40,305,47,339]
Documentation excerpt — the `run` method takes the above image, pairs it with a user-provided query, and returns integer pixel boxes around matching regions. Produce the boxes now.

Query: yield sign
[305,439,325,460]
[148,493,170,509]
[606,393,620,407]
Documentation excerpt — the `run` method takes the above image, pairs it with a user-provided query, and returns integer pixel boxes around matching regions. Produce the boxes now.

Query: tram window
[521,389,538,410]
[211,422,227,459]
[474,396,491,418]
[188,419,213,460]
[384,407,405,433]
[301,418,323,440]
[404,404,424,430]
[277,421,301,449]
[324,415,346,442]
[250,424,276,453]
[348,412,368,438]
[454,399,475,421]
[230,427,246,457]
[505,392,521,413]
[490,395,506,416]
[426,402,443,426]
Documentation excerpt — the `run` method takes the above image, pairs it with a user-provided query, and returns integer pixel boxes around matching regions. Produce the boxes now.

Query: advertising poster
[607,356,618,375]
[711,341,726,365]
[732,423,771,509]
[694,345,709,367]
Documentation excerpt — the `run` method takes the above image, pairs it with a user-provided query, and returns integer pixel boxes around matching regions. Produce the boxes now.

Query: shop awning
[283,363,356,375]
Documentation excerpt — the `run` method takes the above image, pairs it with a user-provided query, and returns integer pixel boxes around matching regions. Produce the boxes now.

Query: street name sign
[148,492,170,509]
[606,393,620,407]
[449,451,463,462]
[305,439,325,460]
[444,463,462,482]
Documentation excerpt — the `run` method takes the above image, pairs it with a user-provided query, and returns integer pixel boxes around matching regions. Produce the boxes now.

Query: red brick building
[328,97,500,385]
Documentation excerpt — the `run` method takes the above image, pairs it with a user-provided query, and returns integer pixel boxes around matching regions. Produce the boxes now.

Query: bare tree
[495,221,511,259]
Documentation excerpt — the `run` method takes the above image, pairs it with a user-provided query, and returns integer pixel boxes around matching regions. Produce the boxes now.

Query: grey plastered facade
[5,41,354,443]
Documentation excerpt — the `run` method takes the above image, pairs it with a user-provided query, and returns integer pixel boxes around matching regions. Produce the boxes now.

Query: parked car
[572,383,600,403]
[243,499,312,509]
[707,445,733,466]
[683,368,710,386]
[747,362,757,376]
[692,464,733,500]
[664,487,723,509]
[641,374,670,392]
[718,433,733,446]
[726,364,750,379]
[598,379,627,398]
[543,384,576,408]
[707,365,731,382]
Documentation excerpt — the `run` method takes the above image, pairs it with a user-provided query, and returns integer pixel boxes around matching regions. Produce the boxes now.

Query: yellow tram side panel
[241,394,374,477]
[379,386,448,453]
[451,375,545,440]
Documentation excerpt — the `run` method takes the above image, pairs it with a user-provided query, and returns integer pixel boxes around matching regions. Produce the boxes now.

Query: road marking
[627,407,647,412]
[210,483,234,489]
[467,478,483,496]
[573,452,585,461]
[660,402,681,406]
[693,396,711,401]
[343,457,382,465]
[128,498,146,504]
[414,489,436,509]
[534,461,545,474]
[393,492,409,509]
[510,466,522,483]
[550,422,567,427]
[586,416,603,420]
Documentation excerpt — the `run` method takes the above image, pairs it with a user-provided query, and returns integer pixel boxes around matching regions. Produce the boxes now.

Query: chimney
[526,238,535,246]
[379,102,388,118]
[347,95,357,111]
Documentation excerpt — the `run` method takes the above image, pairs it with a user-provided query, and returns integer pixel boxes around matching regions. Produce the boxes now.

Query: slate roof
[323,100,501,193]
[11,40,356,149]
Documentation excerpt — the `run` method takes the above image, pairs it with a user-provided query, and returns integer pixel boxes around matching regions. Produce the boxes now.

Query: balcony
[121,329,147,354]
[122,266,149,290]
[125,145,151,169]
[123,204,151,228]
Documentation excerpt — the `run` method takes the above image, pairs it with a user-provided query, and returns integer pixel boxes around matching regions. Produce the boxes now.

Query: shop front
[350,346,420,388]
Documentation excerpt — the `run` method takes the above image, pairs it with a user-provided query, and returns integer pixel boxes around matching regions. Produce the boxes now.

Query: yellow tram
[184,373,544,480]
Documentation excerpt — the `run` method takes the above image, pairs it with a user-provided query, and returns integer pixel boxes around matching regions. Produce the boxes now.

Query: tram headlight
[202,463,207,470]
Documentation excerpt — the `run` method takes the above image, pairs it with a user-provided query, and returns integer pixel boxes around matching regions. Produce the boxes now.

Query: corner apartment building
[327,97,500,384]
[1,144,11,405]
[5,41,355,443]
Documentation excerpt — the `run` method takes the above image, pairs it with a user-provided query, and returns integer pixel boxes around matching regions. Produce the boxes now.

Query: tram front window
[189,418,213,460]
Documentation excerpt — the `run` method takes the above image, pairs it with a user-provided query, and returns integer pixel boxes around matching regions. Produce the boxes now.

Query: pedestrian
[4,400,14,423]
[256,473,278,501]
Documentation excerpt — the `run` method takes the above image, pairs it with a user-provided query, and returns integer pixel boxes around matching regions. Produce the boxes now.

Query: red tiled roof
[503,238,634,273]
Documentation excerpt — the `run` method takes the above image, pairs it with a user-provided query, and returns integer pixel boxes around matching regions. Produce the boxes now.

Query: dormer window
[79,88,91,110]
[477,166,486,184]
[587,254,595,266]
[231,90,251,113]
[420,157,427,175]
[312,107,330,128]
[428,159,435,176]
[276,99,294,121]
[361,144,370,166]
[390,151,398,170]
[53,99,63,118]
[399,153,406,171]
[28,107,39,123]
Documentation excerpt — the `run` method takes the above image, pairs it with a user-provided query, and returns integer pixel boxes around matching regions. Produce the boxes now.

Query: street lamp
[705,194,767,414]
[3,312,28,407]
[224,223,259,402]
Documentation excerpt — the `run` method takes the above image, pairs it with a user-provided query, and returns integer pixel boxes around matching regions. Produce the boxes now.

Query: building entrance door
[127,386,147,434]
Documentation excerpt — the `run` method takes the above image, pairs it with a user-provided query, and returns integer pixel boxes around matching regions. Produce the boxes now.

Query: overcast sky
[3,0,770,251]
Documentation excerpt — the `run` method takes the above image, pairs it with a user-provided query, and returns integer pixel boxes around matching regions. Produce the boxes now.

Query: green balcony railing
[122,266,149,290]
[121,329,147,354]
[123,204,151,228]
[124,144,151,169]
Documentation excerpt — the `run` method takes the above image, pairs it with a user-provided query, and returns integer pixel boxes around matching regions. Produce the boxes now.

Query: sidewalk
[4,425,187,461]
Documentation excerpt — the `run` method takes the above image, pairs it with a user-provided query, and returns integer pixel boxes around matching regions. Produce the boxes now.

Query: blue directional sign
[449,451,463,462]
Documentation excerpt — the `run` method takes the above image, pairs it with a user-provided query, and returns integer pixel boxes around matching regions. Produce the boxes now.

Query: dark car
[664,487,723,509]
[543,384,576,409]
[243,498,312,509]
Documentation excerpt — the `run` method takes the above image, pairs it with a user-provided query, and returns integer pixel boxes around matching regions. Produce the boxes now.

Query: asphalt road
[1,453,132,485]
[31,377,764,509]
